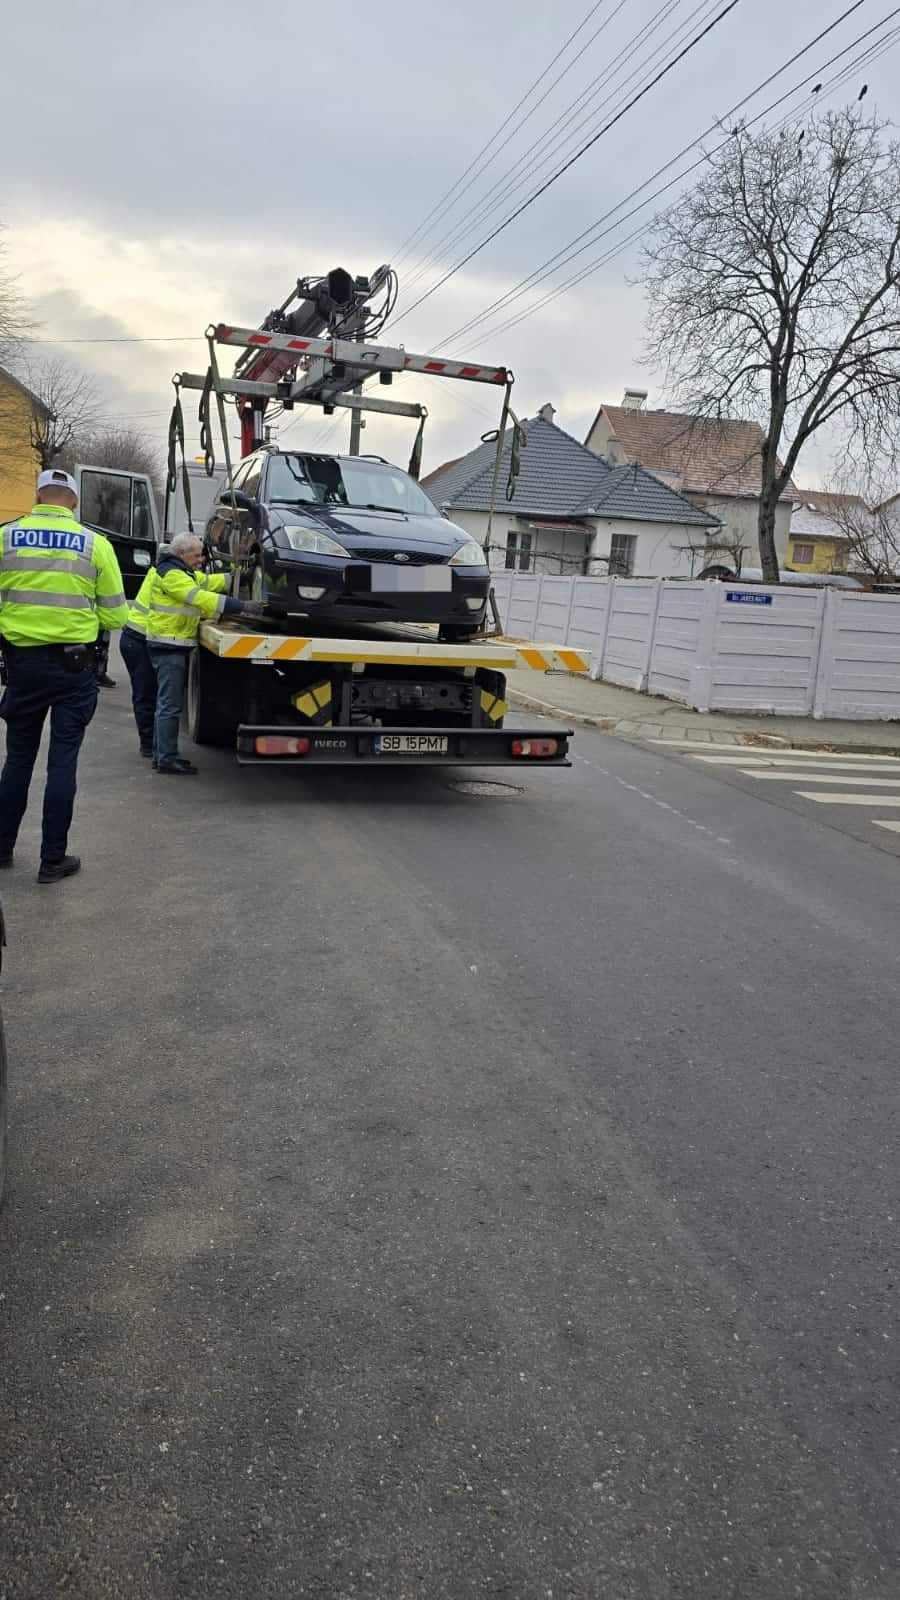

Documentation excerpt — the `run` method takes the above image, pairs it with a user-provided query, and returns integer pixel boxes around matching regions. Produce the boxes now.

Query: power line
[437,0,880,348]
[390,0,744,330]
[399,0,710,303]
[392,0,621,267]
[25,336,204,345]
[471,16,900,347]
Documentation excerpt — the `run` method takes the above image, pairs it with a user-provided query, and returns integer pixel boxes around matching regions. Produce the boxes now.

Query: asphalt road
[1,683,899,1599]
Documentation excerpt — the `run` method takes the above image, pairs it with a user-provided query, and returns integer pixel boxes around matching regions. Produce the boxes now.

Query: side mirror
[219,489,259,513]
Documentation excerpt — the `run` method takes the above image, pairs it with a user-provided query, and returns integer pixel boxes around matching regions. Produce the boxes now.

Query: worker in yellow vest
[144,532,256,774]
[0,469,128,883]
[119,547,230,757]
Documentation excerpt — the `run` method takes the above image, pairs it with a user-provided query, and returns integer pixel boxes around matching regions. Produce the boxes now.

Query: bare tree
[69,425,163,491]
[818,476,900,584]
[0,227,30,365]
[642,108,900,582]
[20,356,103,470]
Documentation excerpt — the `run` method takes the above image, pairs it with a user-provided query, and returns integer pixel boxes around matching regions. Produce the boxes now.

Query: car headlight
[449,539,489,567]
[282,525,351,558]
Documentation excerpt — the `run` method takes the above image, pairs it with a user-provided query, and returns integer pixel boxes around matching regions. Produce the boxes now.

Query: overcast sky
[4,0,898,484]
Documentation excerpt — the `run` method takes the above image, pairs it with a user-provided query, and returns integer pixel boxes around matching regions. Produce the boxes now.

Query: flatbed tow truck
[159,265,590,769]
[188,617,589,767]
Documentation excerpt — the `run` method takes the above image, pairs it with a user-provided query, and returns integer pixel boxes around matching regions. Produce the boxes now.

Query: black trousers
[0,645,98,865]
[119,629,156,752]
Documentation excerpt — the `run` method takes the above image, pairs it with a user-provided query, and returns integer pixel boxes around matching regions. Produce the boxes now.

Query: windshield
[266,453,440,517]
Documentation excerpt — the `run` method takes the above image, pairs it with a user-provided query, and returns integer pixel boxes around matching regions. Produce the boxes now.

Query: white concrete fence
[490,573,900,721]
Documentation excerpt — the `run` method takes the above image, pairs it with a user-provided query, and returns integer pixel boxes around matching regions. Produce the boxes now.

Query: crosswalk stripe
[743,772,900,786]
[874,821,900,833]
[690,754,900,770]
[650,740,900,762]
[796,792,900,806]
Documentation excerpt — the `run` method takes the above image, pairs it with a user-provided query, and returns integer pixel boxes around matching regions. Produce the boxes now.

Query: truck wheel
[187,647,241,747]
[0,1008,8,1211]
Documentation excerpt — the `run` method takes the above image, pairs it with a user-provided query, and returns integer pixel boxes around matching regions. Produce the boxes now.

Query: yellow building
[0,366,46,524]
[786,494,852,575]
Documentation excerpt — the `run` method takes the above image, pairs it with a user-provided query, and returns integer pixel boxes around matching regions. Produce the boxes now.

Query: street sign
[725,592,773,605]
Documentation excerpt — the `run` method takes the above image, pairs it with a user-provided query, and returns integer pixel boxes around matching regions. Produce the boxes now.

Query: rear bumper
[235,724,572,766]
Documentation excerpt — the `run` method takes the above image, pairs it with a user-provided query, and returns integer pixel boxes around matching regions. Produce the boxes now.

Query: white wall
[489,573,900,721]
[684,493,792,565]
[449,507,708,580]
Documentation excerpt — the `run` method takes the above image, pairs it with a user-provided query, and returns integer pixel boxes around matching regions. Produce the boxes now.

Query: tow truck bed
[192,619,589,769]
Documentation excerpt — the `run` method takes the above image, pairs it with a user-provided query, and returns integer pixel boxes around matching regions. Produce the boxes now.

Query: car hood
[269,502,475,555]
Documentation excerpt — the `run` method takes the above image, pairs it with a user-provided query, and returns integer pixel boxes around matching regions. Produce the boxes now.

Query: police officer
[144,532,254,775]
[0,468,128,883]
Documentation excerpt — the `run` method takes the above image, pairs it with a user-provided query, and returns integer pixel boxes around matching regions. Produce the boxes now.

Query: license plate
[369,566,452,593]
[374,734,449,755]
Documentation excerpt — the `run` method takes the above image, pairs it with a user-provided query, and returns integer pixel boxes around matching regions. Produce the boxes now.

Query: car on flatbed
[203,448,491,640]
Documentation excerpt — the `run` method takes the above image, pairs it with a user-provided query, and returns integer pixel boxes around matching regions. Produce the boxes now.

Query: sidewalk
[505,670,900,753]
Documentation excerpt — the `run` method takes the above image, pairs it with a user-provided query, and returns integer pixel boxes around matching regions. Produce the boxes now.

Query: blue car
[204,449,491,641]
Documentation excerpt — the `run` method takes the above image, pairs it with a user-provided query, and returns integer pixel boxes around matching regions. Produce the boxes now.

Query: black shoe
[38,854,81,884]
[97,673,116,689]
[0,853,13,869]
[156,758,198,776]
[140,747,154,759]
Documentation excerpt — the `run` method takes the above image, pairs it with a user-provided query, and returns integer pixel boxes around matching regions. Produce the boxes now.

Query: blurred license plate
[369,566,452,593]
[375,735,449,755]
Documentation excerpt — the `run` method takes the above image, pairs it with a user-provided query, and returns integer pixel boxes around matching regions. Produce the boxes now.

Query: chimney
[621,387,648,411]
[538,401,556,423]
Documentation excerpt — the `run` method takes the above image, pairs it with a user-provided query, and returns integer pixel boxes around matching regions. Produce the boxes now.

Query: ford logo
[393,552,410,562]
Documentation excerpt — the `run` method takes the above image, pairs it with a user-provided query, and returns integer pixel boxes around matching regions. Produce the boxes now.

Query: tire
[438,624,480,643]
[186,646,242,748]
[0,1008,8,1213]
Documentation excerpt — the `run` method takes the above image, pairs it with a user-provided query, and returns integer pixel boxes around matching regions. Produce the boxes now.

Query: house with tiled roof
[421,404,720,579]
[584,389,796,566]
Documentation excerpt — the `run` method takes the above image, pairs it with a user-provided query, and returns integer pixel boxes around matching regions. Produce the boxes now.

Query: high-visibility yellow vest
[0,505,128,647]
[125,565,227,637]
[144,559,228,646]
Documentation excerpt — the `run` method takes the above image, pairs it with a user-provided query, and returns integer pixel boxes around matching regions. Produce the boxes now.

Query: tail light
[511,737,559,758]
[254,735,310,756]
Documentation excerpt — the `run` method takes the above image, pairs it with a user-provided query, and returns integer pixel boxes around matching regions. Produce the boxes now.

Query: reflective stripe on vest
[4,590,95,610]
[0,554,99,580]
[152,602,200,617]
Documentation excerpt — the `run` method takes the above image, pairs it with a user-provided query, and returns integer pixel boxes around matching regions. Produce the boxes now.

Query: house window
[608,533,636,577]
[792,542,814,565]
[505,530,533,571]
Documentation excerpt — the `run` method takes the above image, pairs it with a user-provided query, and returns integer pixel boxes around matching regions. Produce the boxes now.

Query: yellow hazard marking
[518,646,551,671]
[312,683,332,709]
[558,647,589,673]
[479,689,507,722]
[224,634,267,657]
[292,691,316,717]
[272,638,311,661]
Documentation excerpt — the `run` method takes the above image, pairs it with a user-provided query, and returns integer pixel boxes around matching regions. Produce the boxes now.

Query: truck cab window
[80,469,132,539]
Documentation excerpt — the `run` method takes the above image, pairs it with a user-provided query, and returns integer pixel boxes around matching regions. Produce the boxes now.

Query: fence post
[812,587,836,720]
[598,577,616,681]
[639,578,664,692]
[688,580,719,711]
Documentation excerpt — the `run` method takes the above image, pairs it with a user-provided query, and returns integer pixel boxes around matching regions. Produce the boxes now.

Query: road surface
[1,684,898,1598]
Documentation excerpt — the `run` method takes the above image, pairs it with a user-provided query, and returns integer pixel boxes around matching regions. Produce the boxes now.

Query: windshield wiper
[348,503,408,515]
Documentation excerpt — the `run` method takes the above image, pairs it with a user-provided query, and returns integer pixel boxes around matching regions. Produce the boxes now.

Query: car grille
[353,547,448,566]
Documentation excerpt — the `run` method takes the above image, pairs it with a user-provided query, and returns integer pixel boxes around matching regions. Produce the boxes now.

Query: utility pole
[348,387,365,455]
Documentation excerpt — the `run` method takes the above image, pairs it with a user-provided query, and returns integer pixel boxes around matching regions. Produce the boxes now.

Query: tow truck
[91,264,591,769]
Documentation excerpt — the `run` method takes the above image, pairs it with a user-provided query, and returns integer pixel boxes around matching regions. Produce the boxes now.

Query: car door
[76,466,158,598]
[210,459,251,562]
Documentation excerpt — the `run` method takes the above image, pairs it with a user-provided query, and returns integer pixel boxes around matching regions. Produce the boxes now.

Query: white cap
[37,468,77,495]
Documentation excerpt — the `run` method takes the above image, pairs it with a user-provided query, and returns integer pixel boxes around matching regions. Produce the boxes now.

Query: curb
[507,687,900,757]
